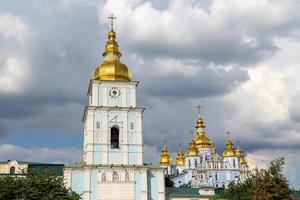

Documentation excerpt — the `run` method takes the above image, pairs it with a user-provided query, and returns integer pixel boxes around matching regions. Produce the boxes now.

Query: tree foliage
[219,157,292,200]
[0,171,80,200]
[165,175,174,187]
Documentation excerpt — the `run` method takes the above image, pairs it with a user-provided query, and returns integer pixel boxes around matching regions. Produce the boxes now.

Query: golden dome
[235,142,244,158]
[194,116,213,149]
[223,138,236,157]
[93,29,132,81]
[240,155,248,165]
[175,148,185,166]
[186,139,199,157]
[159,146,172,166]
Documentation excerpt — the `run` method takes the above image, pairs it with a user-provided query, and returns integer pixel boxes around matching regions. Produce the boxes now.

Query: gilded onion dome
[159,146,172,166]
[235,142,243,158]
[240,155,248,165]
[186,139,199,157]
[223,137,236,157]
[92,28,132,81]
[194,116,213,149]
[175,148,185,166]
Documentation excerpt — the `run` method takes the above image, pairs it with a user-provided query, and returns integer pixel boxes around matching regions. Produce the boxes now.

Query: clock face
[109,87,121,98]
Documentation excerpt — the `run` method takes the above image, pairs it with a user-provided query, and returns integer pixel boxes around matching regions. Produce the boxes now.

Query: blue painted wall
[71,172,84,196]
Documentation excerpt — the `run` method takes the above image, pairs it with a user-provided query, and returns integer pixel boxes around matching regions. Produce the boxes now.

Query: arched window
[215,174,218,181]
[195,160,197,167]
[113,171,119,181]
[125,172,130,181]
[188,159,191,168]
[10,166,15,174]
[216,184,219,188]
[101,173,106,182]
[111,127,119,148]
[233,159,236,168]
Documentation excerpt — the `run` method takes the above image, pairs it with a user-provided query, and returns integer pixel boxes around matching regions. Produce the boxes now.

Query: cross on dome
[108,14,117,29]
[227,131,231,138]
[196,104,202,114]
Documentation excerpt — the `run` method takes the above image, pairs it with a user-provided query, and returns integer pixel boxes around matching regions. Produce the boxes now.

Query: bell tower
[83,16,144,165]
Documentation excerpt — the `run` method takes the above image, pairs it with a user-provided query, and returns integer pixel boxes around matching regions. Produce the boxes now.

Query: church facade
[159,115,250,189]
[64,25,165,200]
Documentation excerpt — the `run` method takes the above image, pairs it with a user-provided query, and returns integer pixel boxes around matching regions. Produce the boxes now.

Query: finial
[163,139,167,147]
[227,131,231,138]
[237,140,240,146]
[196,104,202,114]
[108,14,117,30]
[179,142,182,149]
[190,130,194,138]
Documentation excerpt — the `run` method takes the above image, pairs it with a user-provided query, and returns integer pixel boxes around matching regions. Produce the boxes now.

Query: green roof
[166,187,225,198]
[65,162,164,170]
[293,190,300,198]
[166,187,200,197]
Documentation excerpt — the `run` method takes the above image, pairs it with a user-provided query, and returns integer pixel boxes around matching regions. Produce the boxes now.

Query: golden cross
[108,14,117,29]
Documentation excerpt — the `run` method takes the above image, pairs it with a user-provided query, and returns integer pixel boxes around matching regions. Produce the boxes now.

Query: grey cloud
[138,65,249,99]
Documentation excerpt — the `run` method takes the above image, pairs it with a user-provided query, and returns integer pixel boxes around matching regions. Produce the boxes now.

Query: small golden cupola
[235,141,248,165]
[92,25,132,81]
[186,139,199,157]
[235,141,243,158]
[211,143,217,155]
[223,133,236,157]
[175,148,185,166]
[194,116,213,149]
[240,155,248,165]
[159,146,172,166]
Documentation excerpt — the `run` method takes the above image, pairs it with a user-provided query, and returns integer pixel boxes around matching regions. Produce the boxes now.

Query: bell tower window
[111,127,119,149]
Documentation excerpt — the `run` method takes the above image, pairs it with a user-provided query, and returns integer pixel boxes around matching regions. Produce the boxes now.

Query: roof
[65,162,164,170]
[166,187,225,198]
[293,190,300,198]
[166,187,201,197]
[0,160,63,166]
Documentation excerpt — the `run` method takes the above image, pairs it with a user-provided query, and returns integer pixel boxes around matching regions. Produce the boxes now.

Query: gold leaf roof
[186,139,199,157]
[159,146,172,166]
[194,116,213,149]
[93,29,132,81]
[223,138,236,157]
[175,148,185,166]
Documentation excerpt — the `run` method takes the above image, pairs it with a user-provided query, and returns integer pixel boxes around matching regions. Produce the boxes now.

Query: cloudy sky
[0,0,300,188]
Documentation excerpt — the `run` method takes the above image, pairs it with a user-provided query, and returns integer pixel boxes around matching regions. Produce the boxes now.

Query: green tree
[219,157,292,200]
[165,175,174,187]
[0,171,80,200]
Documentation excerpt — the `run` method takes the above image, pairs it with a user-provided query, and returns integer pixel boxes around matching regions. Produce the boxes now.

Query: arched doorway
[10,166,15,174]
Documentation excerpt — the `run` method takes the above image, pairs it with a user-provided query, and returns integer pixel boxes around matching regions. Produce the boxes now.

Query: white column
[83,170,91,200]
[158,171,166,200]
[123,112,129,164]
[63,170,72,189]
[141,170,148,200]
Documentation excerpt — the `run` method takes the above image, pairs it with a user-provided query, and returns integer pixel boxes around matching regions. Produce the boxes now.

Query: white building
[64,25,166,200]
[159,115,250,189]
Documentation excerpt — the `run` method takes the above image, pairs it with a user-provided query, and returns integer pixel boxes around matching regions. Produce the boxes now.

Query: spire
[211,142,217,154]
[235,141,243,158]
[92,14,132,81]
